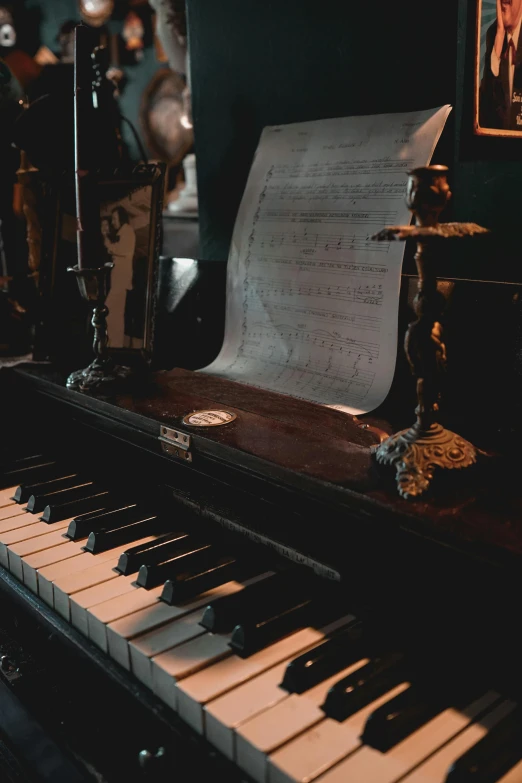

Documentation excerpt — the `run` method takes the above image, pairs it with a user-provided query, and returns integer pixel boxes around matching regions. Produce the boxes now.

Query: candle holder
[371,165,489,499]
[66,263,130,393]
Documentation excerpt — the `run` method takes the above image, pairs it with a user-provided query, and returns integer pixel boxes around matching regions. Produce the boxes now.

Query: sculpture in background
[148,0,198,216]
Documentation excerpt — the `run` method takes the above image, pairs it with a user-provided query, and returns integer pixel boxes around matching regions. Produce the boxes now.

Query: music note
[204,106,451,414]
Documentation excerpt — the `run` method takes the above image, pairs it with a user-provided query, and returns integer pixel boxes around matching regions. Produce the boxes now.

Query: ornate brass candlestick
[66,264,130,393]
[372,165,489,499]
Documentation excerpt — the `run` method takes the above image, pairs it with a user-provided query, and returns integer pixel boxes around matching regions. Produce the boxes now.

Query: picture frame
[474,0,522,137]
[34,163,165,368]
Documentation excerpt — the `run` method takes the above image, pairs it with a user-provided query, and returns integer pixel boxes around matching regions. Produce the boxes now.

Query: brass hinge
[158,426,192,463]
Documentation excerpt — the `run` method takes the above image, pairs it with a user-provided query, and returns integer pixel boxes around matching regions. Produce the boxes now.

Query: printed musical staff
[247,277,384,307]
[253,228,390,253]
[250,255,388,280]
[204,107,452,414]
[258,208,397,225]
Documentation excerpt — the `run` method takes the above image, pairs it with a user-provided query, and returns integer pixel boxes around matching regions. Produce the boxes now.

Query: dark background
[11,0,163,161]
[186,0,522,281]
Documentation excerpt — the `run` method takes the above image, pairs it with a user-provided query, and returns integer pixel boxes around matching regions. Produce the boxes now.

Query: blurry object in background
[122,10,144,63]
[35,165,164,366]
[78,0,114,28]
[154,257,225,370]
[14,23,127,174]
[1,49,41,92]
[16,150,42,282]
[148,0,186,72]
[152,12,169,63]
[57,19,77,62]
[139,68,191,163]
[0,6,15,48]
[34,46,58,66]
[0,58,32,356]
[167,153,196,215]
[147,0,197,215]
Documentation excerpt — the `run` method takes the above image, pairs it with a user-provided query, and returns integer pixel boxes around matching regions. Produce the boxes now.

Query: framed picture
[475,0,522,136]
[35,163,165,368]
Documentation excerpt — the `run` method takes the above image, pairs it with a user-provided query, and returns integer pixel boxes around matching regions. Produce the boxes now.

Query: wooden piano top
[5,364,522,580]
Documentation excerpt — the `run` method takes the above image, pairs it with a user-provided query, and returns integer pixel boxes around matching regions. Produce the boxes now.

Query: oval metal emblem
[182,410,237,427]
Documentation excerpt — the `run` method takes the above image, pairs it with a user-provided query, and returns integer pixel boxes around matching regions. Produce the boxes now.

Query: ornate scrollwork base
[66,359,131,393]
[372,422,476,499]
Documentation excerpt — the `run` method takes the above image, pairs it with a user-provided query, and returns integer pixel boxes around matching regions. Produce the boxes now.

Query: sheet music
[203,106,452,414]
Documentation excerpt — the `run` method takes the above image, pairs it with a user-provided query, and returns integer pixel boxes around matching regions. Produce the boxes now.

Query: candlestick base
[65,264,131,394]
[66,358,131,393]
[372,422,476,499]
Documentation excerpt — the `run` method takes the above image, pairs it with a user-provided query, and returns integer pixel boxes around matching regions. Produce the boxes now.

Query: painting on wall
[475,0,522,136]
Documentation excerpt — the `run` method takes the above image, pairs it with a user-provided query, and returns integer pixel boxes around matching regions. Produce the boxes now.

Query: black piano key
[0,453,47,475]
[136,542,214,589]
[230,596,321,657]
[200,570,299,633]
[116,531,190,575]
[362,679,480,753]
[281,620,365,694]
[41,491,111,523]
[26,481,102,514]
[445,708,522,783]
[85,515,169,554]
[321,652,406,721]
[66,504,140,540]
[0,460,59,489]
[13,472,85,504]
[161,555,243,604]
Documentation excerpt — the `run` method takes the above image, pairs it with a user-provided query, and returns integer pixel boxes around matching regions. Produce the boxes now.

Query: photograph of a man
[477,0,522,134]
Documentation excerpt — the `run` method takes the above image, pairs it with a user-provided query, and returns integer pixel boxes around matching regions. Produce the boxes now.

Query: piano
[3,1,522,781]
[0,357,522,783]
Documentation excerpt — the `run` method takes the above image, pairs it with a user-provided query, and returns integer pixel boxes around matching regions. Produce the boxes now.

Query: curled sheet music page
[203,106,452,414]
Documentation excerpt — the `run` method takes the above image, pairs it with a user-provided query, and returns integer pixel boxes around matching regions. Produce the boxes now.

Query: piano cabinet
[1,364,522,782]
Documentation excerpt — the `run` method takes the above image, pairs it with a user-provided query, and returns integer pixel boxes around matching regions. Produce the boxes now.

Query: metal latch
[158,426,192,462]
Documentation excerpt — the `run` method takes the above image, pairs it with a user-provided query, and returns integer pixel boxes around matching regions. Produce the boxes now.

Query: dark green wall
[187,0,522,283]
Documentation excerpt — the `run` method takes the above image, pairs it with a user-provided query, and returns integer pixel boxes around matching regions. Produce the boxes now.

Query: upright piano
[3,0,522,781]
[1,354,522,783]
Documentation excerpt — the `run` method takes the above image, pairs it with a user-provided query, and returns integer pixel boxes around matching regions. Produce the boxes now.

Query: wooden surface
[8,364,522,577]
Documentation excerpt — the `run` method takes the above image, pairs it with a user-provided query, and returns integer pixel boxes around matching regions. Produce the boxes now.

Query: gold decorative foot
[372,423,477,499]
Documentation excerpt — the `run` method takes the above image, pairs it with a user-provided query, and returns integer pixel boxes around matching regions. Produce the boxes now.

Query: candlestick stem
[371,166,484,498]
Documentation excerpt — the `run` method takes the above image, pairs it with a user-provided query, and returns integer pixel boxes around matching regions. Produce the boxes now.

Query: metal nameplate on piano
[159,426,192,462]
[183,410,237,427]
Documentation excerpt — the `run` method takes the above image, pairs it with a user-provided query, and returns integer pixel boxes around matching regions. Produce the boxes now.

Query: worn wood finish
[7,365,522,580]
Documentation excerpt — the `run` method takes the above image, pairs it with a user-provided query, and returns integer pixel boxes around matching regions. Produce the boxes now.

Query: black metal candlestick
[371,165,489,498]
[66,264,130,392]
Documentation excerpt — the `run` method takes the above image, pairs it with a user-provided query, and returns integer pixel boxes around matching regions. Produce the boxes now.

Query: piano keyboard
[1,450,521,783]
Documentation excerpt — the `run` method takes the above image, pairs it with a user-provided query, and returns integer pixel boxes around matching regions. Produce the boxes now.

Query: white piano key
[8,527,72,580]
[152,632,232,712]
[3,517,69,547]
[0,486,18,507]
[0,512,45,535]
[399,699,517,783]
[37,545,131,606]
[51,535,156,617]
[178,614,355,735]
[497,758,522,783]
[37,554,92,604]
[0,504,26,521]
[88,585,164,652]
[22,541,86,592]
[129,609,207,688]
[70,574,138,636]
[275,690,502,783]
[205,660,292,760]
[235,658,375,783]
[0,525,42,564]
[106,574,267,670]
